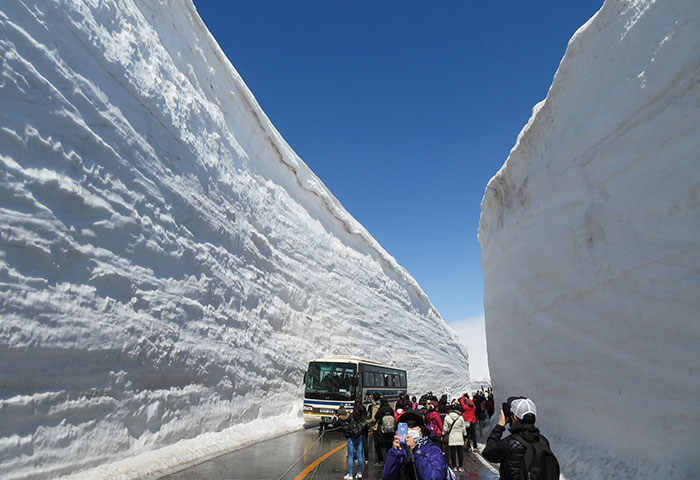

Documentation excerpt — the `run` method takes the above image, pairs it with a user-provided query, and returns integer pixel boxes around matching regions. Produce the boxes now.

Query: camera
[503,396,526,425]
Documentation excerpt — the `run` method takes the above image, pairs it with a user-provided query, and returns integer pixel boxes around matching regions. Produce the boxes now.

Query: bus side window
[364,371,373,387]
[375,373,382,387]
[392,375,397,387]
[399,372,406,388]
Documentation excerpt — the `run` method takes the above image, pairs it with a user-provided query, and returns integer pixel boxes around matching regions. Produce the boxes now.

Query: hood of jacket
[508,422,540,442]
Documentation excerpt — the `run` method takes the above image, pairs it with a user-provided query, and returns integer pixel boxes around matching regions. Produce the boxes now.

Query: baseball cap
[511,398,537,419]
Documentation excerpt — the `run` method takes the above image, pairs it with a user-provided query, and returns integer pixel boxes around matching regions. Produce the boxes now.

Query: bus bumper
[303,413,334,426]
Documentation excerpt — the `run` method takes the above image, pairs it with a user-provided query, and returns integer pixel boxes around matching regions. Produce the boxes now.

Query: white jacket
[443,411,467,446]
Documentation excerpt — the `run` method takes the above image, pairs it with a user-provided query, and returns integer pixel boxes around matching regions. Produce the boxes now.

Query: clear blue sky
[192,0,604,324]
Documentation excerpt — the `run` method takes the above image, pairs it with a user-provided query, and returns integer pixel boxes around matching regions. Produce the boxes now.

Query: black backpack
[347,418,362,437]
[511,433,560,480]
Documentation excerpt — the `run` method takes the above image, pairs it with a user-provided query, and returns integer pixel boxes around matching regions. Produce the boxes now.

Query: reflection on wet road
[161,428,499,480]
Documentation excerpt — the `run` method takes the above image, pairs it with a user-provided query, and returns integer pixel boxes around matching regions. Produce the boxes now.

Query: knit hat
[511,398,537,420]
[337,405,349,418]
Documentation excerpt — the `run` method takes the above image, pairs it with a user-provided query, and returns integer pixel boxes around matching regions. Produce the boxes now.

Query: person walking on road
[442,403,467,473]
[375,396,395,465]
[485,393,495,421]
[459,393,478,452]
[425,403,443,443]
[356,397,370,463]
[382,411,449,480]
[367,392,382,463]
[333,404,364,480]
[474,392,486,436]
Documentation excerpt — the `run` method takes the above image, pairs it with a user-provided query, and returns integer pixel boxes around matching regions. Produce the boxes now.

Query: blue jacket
[382,438,448,480]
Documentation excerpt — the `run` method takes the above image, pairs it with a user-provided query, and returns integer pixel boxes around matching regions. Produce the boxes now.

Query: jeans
[347,436,363,475]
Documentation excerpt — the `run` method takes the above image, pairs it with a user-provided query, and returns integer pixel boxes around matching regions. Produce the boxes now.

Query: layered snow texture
[479,0,699,478]
[0,1,469,478]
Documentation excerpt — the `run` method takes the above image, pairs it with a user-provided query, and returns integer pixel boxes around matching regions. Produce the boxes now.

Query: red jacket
[460,396,476,423]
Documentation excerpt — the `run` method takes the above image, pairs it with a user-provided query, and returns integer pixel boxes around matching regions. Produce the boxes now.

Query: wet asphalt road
[160,427,500,480]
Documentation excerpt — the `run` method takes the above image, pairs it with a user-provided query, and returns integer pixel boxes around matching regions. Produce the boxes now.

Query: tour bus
[302,355,408,426]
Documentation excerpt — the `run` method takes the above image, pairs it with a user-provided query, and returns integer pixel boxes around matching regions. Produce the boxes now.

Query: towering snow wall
[0,1,469,478]
[479,0,699,478]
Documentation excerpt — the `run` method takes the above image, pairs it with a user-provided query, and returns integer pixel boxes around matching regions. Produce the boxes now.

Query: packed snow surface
[0,1,469,478]
[479,0,699,478]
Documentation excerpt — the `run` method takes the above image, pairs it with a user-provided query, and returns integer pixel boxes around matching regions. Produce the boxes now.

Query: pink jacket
[426,410,444,436]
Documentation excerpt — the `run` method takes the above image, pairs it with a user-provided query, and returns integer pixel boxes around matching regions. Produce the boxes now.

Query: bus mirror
[303,373,307,384]
[353,375,359,386]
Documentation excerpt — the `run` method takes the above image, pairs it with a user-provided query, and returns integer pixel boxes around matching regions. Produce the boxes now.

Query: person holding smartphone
[382,411,449,480]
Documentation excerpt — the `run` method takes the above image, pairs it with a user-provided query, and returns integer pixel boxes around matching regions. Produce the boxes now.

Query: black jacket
[333,414,365,439]
[332,414,352,438]
[375,404,394,423]
[482,423,542,480]
[375,404,395,441]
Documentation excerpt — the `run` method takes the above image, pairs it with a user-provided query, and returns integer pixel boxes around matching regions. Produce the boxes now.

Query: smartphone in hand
[397,422,408,444]
[502,402,511,419]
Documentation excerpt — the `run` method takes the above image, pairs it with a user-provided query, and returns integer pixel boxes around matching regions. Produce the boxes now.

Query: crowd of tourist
[332,388,496,479]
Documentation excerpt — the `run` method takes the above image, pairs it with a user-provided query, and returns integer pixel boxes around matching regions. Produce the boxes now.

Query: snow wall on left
[0,2,469,478]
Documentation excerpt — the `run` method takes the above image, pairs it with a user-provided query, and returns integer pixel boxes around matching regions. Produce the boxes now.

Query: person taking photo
[382,411,449,480]
[482,397,560,480]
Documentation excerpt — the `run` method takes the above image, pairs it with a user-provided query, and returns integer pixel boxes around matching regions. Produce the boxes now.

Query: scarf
[415,435,429,449]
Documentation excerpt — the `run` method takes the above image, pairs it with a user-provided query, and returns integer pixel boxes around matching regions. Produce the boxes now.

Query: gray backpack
[380,414,395,434]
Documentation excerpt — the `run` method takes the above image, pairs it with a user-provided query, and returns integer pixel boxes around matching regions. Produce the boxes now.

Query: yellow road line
[293,443,345,480]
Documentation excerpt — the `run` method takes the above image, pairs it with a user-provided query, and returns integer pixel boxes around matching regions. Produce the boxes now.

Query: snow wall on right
[478,0,699,478]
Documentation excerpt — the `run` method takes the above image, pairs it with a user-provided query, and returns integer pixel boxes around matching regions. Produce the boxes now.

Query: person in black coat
[332,404,364,480]
[374,396,395,464]
[474,392,486,436]
[482,397,548,480]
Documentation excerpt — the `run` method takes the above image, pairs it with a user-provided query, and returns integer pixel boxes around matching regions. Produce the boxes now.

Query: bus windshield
[305,362,356,400]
